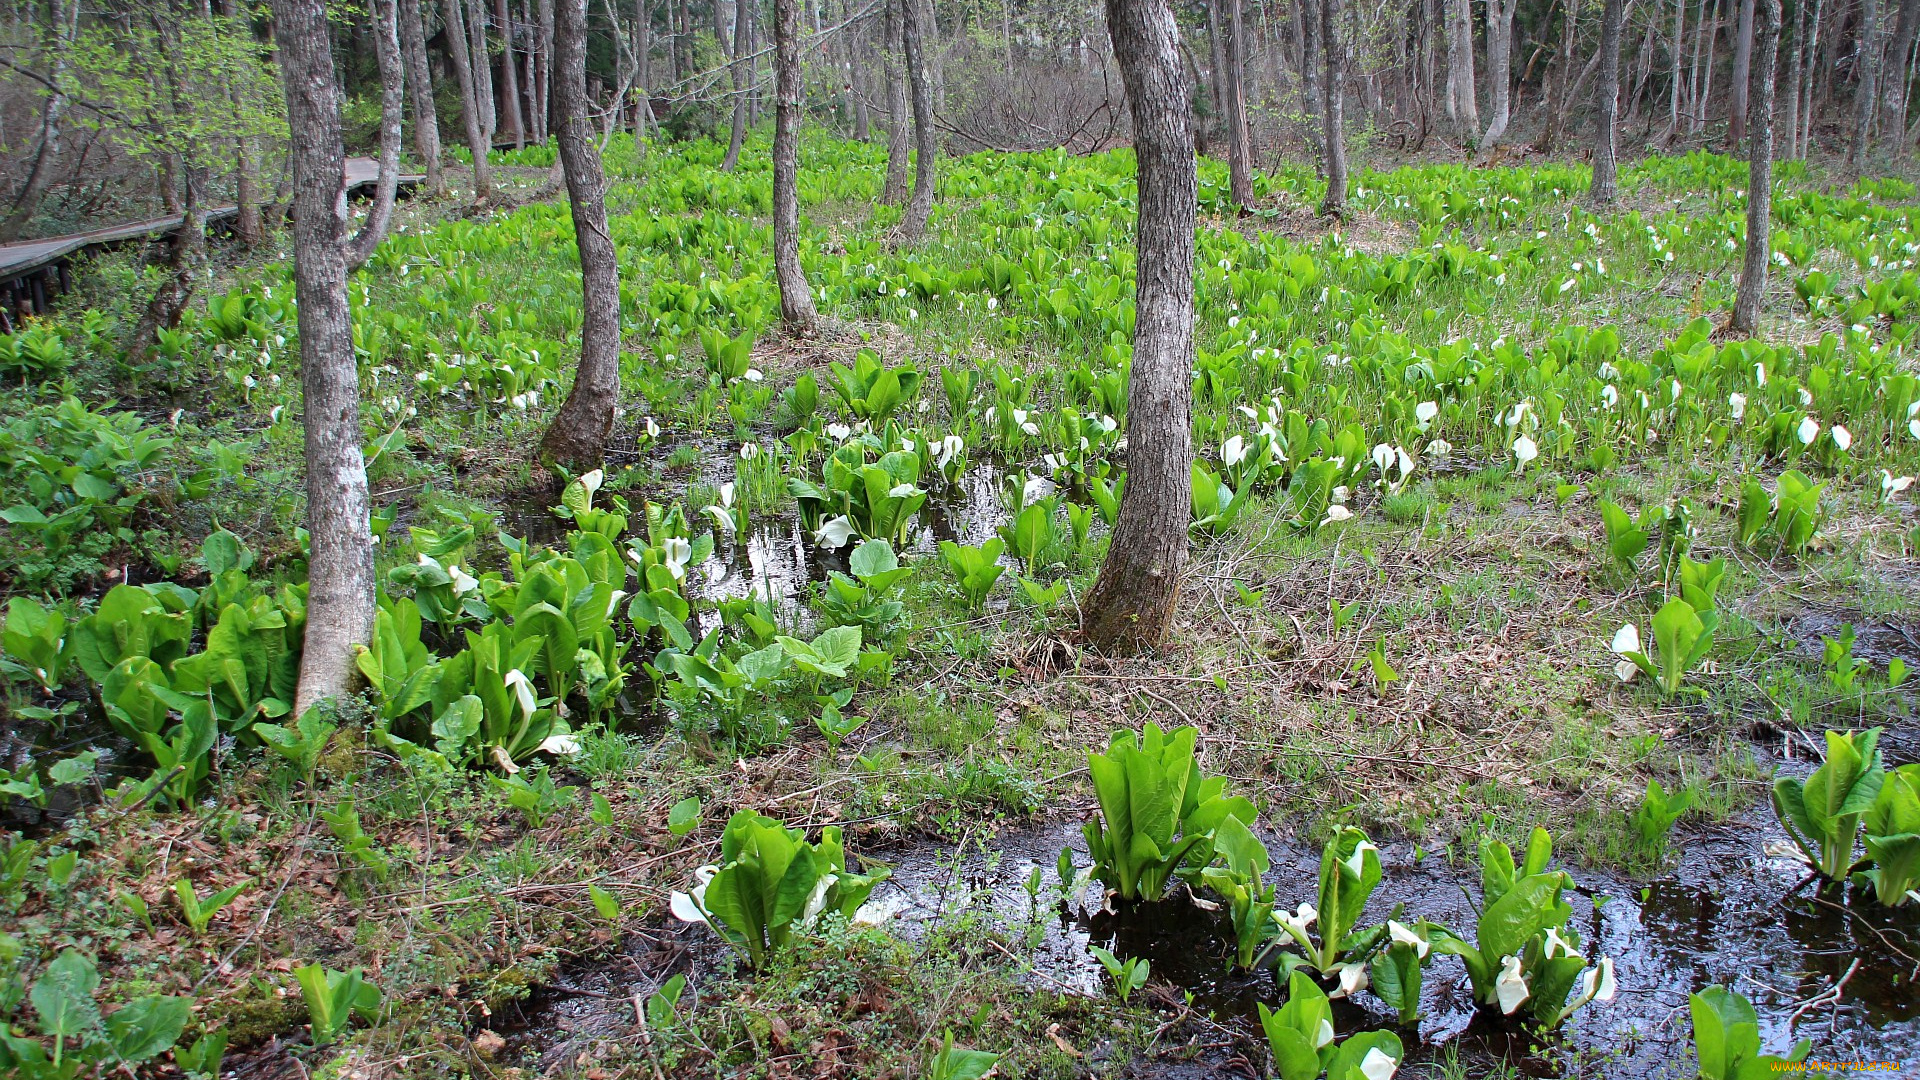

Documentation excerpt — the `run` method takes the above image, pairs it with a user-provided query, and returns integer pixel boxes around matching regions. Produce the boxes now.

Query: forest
[0,0,1916,1075]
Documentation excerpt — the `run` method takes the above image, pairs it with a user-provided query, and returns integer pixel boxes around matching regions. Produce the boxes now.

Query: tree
[1591,0,1625,206]
[496,0,527,148]
[772,0,819,329]
[1446,0,1479,138]
[722,0,752,170]
[1079,0,1196,651]
[898,0,937,240]
[443,0,496,200]
[1849,0,1883,172]
[541,0,625,466]
[882,0,911,205]
[1483,0,1520,144]
[1729,0,1755,145]
[0,0,79,243]
[398,0,446,196]
[1730,0,1780,334]
[1537,0,1581,152]
[1218,0,1255,208]
[347,0,406,273]
[1319,0,1348,213]
[269,0,378,717]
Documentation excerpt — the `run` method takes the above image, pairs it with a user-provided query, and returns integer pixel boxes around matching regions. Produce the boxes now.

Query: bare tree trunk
[1539,0,1581,150]
[1668,0,1686,135]
[541,0,623,467]
[536,0,555,142]
[1300,0,1324,161]
[1702,0,1724,131]
[444,0,496,198]
[1220,0,1255,206]
[1319,0,1348,211]
[470,0,499,139]
[1483,0,1518,143]
[1850,0,1882,168]
[1594,0,1626,204]
[722,0,752,169]
[773,0,818,328]
[348,0,406,273]
[1080,0,1194,652]
[882,0,910,203]
[1731,0,1779,332]
[125,171,208,365]
[1883,0,1920,130]
[1686,0,1709,133]
[852,14,871,139]
[0,0,76,242]
[1206,0,1228,128]
[270,0,377,718]
[1785,0,1805,153]
[1730,0,1755,143]
[497,0,527,147]
[398,0,446,194]
[636,0,652,135]
[1800,0,1825,151]
[898,0,936,240]
[1447,0,1480,137]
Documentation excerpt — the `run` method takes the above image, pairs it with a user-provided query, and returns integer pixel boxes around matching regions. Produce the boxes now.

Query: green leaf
[30,949,100,1039]
[103,995,192,1062]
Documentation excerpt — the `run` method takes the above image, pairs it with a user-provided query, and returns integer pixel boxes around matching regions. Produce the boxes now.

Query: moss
[214,989,309,1048]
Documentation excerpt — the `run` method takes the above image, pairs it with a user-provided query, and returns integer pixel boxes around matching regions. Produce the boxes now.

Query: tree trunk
[899,0,937,240]
[1220,0,1255,207]
[1800,0,1825,151]
[1080,0,1194,652]
[1882,0,1920,131]
[852,15,871,140]
[1539,0,1581,150]
[1300,0,1324,162]
[1447,0,1480,137]
[1206,0,1228,128]
[773,0,818,328]
[1731,0,1779,332]
[497,0,527,147]
[125,171,208,366]
[0,0,76,243]
[1784,0,1805,153]
[348,0,406,273]
[1483,0,1518,143]
[1701,0,1723,132]
[722,0,752,169]
[270,0,378,718]
[1850,0,1881,168]
[541,0,623,467]
[636,0,652,134]
[470,0,499,137]
[398,0,446,194]
[1686,0,1709,133]
[444,0,495,198]
[536,0,555,142]
[1730,0,1755,143]
[1668,0,1686,135]
[1319,0,1348,211]
[1594,0,1626,204]
[882,0,911,203]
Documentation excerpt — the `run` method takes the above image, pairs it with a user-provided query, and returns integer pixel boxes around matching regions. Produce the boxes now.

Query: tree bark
[1850,0,1882,169]
[1483,0,1519,143]
[348,0,406,273]
[1730,0,1755,143]
[541,0,624,467]
[722,0,752,169]
[536,0,555,142]
[398,0,446,194]
[1319,0,1348,212]
[851,12,871,140]
[1731,0,1779,333]
[270,0,378,718]
[1539,0,1581,150]
[1447,0,1480,137]
[1080,0,1194,653]
[1299,0,1324,162]
[444,0,496,198]
[898,0,936,240]
[1219,0,1255,207]
[1883,0,1920,132]
[1799,0,1824,151]
[882,0,910,203]
[1784,0,1805,154]
[773,0,818,328]
[497,0,527,147]
[1667,0,1685,136]
[0,0,77,243]
[1594,0,1626,204]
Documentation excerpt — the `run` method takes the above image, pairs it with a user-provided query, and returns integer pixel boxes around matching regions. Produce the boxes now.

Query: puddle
[1776,609,1920,670]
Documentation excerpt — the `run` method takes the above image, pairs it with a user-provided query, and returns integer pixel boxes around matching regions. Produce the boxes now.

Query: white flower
[1799,386,1815,407]
[1512,434,1538,470]
[1755,362,1768,386]
[1371,442,1395,473]
[1343,840,1377,879]
[1358,1047,1400,1080]
[1797,416,1820,445]
[1426,439,1453,458]
[1910,399,1920,439]
[1729,392,1747,421]
[1280,902,1317,938]
[1600,384,1619,409]
[535,732,580,756]
[1495,954,1531,1014]
[1831,424,1852,452]
[1328,961,1370,999]
[1611,623,1640,655]
[1387,920,1429,958]
[669,865,719,928]
[887,482,921,498]
[1542,927,1582,960]
[503,669,538,718]
[645,416,661,438]
[827,422,852,441]
[1581,956,1618,1003]
[1222,435,1248,466]
[661,537,692,578]
[739,442,760,460]
[812,515,854,549]
[1021,474,1056,505]
[741,368,764,382]
[718,482,736,508]
[1881,471,1914,502]
[1415,400,1439,430]
[936,434,965,469]
[448,564,480,596]
[1314,1017,1336,1049]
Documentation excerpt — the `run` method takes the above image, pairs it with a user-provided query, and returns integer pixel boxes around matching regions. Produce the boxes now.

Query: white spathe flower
[1611,624,1641,655]
[887,482,922,499]
[1415,400,1439,429]
[1343,840,1377,879]
[1799,386,1815,407]
[1600,384,1619,409]
[645,416,661,438]
[1542,927,1582,960]
[703,504,737,536]
[1512,434,1538,470]
[741,368,764,382]
[448,563,480,596]
[739,442,760,460]
[1797,416,1820,445]
[1580,956,1618,1003]
[1222,435,1248,467]
[827,422,852,441]
[661,537,693,579]
[1021,474,1056,505]
[1371,442,1395,473]
[1314,1017,1336,1049]
[669,865,720,928]
[1323,504,1353,525]
[1331,485,1351,505]
[1881,471,1915,502]
[812,515,855,549]
[1280,902,1318,937]
[1387,920,1429,958]
[936,435,965,469]
[503,668,538,718]
[535,732,581,756]
[1427,439,1453,458]
[578,469,604,498]
[719,482,736,508]
[1831,424,1852,452]
[1358,1047,1400,1080]
[1328,961,1370,999]
[1495,954,1531,1014]
[1729,392,1747,421]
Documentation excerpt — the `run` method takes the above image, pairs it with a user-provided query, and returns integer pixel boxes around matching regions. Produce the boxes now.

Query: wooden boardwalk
[0,157,424,329]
